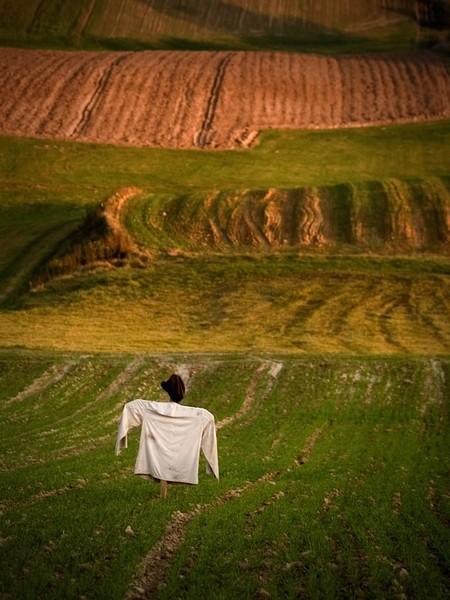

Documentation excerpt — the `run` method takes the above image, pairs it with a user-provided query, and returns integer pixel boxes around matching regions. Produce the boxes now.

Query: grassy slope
[0,125,449,355]
[0,352,448,599]
[2,122,450,192]
[0,0,430,52]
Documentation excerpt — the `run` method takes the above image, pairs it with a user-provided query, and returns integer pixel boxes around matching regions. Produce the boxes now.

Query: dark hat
[161,373,185,403]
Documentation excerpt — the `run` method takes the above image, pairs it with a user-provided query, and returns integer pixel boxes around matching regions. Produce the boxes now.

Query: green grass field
[2,122,450,193]
[0,352,448,599]
[1,0,444,52]
[0,125,449,355]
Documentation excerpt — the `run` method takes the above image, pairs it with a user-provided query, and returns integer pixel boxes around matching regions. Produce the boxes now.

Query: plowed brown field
[1,47,449,149]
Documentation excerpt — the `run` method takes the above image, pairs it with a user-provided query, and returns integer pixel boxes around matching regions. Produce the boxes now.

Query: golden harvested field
[1,47,449,149]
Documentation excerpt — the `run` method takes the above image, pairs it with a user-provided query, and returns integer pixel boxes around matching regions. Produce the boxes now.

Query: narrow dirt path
[2,357,82,408]
[216,360,281,430]
[125,423,327,600]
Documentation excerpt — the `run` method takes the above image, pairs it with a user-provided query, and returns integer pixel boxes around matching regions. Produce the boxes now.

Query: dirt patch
[0,48,449,149]
[4,358,81,407]
[217,360,283,429]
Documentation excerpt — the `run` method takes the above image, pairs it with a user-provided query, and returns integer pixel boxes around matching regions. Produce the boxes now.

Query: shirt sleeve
[115,400,147,455]
[201,415,219,480]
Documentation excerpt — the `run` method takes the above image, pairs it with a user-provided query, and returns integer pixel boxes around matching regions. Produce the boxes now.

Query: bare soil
[0,48,449,149]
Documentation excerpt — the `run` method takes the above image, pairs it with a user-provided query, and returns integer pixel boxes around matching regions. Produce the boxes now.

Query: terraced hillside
[1,47,449,149]
[0,183,446,356]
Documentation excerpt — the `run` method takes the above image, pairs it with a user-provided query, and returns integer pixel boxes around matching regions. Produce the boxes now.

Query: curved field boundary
[91,0,413,39]
[0,48,449,149]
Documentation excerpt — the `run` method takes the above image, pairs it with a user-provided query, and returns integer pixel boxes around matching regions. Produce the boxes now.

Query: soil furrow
[365,56,386,122]
[380,54,402,120]
[0,51,71,127]
[217,360,278,430]
[195,52,235,148]
[35,53,109,136]
[377,292,410,353]
[82,54,144,144]
[1,48,449,149]
[3,358,81,408]
[406,279,449,347]
[25,0,46,34]
[124,52,179,145]
[328,56,344,124]
[70,54,130,138]
[168,53,221,148]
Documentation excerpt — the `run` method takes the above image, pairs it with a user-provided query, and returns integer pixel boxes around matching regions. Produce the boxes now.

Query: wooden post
[160,480,168,499]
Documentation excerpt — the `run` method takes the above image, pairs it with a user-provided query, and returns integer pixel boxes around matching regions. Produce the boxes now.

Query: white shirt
[115,400,219,485]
